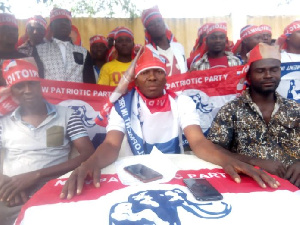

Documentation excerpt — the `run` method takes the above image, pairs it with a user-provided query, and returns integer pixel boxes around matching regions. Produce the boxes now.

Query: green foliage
[36,0,140,18]
[0,1,11,13]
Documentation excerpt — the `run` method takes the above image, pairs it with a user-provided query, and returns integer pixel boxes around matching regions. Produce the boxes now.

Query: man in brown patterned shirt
[208,43,300,187]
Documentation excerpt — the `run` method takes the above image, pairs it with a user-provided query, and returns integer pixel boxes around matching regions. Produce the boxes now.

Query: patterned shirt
[207,89,300,167]
[191,51,241,70]
[35,38,95,83]
[18,40,46,57]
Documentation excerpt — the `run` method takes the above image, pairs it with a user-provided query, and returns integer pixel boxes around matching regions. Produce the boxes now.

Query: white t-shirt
[281,51,300,63]
[107,92,200,155]
[146,43,187,76]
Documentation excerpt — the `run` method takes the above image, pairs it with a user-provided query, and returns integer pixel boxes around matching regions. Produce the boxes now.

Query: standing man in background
[191,23,241,70]
[259,25,272,45]
[97,27,134,86]
[234,25,262,64]
[141,5,187,76]
[89,35,108,82]
[277,20,300,63]
[0,13,27,86]
[18,15,47,56]
[35,8,95,83]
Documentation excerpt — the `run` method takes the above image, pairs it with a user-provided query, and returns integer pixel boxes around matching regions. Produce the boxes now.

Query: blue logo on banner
[278,62,300,103]
[190,93,213,114]
[109,189,231,224]
[69,105,96,128]
[287,80,300,101]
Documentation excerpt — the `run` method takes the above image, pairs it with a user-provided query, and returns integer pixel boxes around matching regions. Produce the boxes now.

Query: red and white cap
[50,8,72,24]
[107,27,119,39]
[135,47,166,78]
[247,42,281,65]
[240,25,261,40]
[207,22,227,36]
[0,13,18,28]
[89,35,108,48]
[259,25,272,34]
[26,15,47,29]
[284,20,300,35]
[114,27,134,40]
[276,21,300,50]
[197,23,213,37]
[2,58,41,87]
[241,42,281,81]
[141,5,163,28]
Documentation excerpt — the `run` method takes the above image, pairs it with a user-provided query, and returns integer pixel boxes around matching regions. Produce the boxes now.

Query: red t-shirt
[208,56,229,68]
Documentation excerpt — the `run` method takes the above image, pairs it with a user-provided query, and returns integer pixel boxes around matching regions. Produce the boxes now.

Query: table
[16,154,300,225]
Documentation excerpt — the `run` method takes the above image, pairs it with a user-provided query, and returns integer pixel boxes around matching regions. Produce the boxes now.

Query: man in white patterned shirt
[35,8,95,83]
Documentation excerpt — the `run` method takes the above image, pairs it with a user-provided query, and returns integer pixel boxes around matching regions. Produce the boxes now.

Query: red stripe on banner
[166,66,245,96]
[15,169,298,225]
[173,169,299,193]
[39,66,245,114]
[40,80,115,111]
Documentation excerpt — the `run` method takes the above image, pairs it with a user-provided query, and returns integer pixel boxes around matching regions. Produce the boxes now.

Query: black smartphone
[124,164,163,183]
[183,178,223,201]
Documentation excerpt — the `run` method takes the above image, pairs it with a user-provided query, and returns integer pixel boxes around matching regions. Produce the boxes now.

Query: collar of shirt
[53,38,70,65]
[53,38,70,46]
[242,88,282,118]
[11,100,57,125]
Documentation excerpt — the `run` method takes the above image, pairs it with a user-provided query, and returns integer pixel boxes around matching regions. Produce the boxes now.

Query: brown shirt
[207,89,300,167]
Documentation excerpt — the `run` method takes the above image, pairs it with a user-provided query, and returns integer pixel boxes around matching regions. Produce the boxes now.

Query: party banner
[277,62,300,103]
[39,65,245,149]
[16,169,300,225]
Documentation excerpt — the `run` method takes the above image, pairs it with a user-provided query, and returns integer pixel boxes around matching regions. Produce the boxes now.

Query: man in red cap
[34,8,95,83]
[107,27,118,50]
[59,47,279,201]
[191,23,241,70]
[89,35,109,81]
[106,27,119,62]
[278,21,300,63]
[259,25,272,45]
[141,5,187,76]
[18,15,47,56]
[187,23,212,69]
[0,58,94,225]
[98,27,135,86]
[0,13,27,86]
[208,43,300,187]
[234,25,263,64]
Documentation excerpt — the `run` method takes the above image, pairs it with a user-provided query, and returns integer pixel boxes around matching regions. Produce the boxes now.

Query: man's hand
[5,191,28,207]
[60,159,102,200]
[222,158,280,189]
[0,172,39,202]
[251,159,287,178]
[60,130,124,200]
[285,162,300,188]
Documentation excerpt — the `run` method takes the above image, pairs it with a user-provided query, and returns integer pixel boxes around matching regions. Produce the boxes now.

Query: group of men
[0,5,299,225]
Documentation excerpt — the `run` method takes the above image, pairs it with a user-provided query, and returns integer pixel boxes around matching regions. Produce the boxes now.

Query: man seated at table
[0,58,94,225]
[207,43,300,187]
[60,47,280,200]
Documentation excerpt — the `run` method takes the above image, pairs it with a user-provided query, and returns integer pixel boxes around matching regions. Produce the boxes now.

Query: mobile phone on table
[183,178,223,201]
[124,164,163,183]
